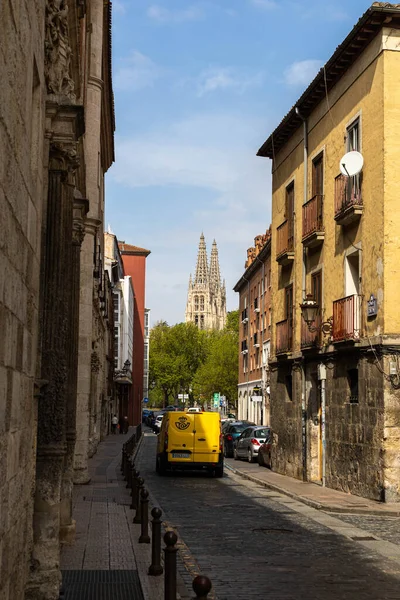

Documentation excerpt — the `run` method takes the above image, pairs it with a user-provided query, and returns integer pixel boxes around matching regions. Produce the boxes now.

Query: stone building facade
[0,1,115,599]
[234,229,272,425]
[185,234,226,330]
[257,3,400,502]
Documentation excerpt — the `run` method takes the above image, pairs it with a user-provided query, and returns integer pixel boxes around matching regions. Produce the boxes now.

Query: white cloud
[196,67,264,96]
[147,4,204,23]
[108,111,273,324]
[113,51,161,91]
[284,59,322,87]
[250,0,277,10]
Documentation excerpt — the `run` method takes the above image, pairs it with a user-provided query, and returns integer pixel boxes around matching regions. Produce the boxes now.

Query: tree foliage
[149,312,239,408]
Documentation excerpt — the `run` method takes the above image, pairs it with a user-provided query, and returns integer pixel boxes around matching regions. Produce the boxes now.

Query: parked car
[258,435,272,469]
[187,407,203,413]
[153,414,164,433]
[223,421,255,458]
[142,409,152,423]
[234,426,271,463]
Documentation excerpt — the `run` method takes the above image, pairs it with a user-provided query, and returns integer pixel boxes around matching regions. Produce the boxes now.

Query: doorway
[307,370,322,482]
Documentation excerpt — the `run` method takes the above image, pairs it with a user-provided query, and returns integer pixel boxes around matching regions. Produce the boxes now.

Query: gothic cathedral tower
[185,234,227,330]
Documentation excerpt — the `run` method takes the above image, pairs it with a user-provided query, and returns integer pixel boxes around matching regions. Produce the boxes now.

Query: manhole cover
[253,527,294,534]
[61,570,143,600]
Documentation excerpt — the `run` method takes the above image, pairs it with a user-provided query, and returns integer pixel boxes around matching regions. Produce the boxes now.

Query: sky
[106,0,374,326]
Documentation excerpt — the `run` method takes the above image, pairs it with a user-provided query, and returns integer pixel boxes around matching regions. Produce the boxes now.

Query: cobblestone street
[138,431,400,600]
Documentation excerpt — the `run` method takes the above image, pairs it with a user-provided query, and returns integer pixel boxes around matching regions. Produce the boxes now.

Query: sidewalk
[225,461,400,516]
[60,429,169,600]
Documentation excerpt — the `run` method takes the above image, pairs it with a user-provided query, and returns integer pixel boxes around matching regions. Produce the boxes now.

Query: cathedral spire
[194,233,209,285]
[209,239,221,291]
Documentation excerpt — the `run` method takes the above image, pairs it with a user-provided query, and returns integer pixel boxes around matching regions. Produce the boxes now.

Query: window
[113,293,119,323]
[348,368,359,403]
[285,285,293,348]
[195,315,199,326]
[311,270,322,307]
[347,119,360,152]
[194,295,199,311]
[312,153,324,197]
[200,296,205,311]
[200,315,205,329]
[285,182,295,246]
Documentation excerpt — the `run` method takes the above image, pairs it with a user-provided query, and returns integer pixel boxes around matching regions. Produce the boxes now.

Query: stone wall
[0,1,46,598]
[325,352,385,501]
[270,362,303,479]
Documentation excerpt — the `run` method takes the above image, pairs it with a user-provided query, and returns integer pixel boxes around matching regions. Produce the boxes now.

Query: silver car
[234,426,271,463]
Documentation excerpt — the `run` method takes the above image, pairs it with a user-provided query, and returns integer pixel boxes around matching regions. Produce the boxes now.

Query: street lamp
[300,294,333,335]
[123,359,131,372]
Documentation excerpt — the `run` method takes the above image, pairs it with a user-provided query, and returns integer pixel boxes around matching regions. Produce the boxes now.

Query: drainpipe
[296,106,308,482]
[255,254,265,425]
[242,274,251,421]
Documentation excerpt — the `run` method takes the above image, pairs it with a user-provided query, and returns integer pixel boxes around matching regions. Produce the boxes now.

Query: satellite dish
[340,151,364,177]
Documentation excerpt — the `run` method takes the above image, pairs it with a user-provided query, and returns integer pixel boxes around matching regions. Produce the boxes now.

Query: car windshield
[255,428,271,439]
[231,424,247,433]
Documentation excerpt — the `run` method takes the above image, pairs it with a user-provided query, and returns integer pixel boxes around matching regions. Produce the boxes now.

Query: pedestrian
[111,414,118,434]
[119,416,124,434]
[123,415,129,434]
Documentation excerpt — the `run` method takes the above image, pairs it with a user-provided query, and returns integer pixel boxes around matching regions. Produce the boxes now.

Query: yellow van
[156,411,223,477]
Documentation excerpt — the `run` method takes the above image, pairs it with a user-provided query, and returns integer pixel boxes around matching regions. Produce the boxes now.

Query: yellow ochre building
[257,2,400,502]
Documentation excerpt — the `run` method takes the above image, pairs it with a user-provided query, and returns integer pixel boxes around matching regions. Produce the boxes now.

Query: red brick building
[119,242,151,426]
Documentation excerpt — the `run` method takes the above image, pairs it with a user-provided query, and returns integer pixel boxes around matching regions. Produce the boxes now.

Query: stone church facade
[185,234,226,330]
[0,1,115,599]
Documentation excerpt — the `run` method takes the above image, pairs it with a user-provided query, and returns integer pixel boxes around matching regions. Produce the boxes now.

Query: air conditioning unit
[241,317,249,323]
[241,349,248,354]
[254,343,260,348]
[254,307,260,313]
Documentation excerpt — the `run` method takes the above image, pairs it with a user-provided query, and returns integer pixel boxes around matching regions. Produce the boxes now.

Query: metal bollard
[192,575,212,600]
[139,488,150,543]
[126,457,134,489]
[133,477,144,524]
[124,451,131,482]
[164,531,178,600]
[148,507,163,576]
[121,446,126,473]
[130,469,139,510]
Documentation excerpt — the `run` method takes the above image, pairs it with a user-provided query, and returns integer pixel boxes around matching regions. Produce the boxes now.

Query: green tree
[225,309,239,335]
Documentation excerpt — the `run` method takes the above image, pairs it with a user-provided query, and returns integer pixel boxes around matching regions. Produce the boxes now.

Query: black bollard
[139,488,150,543]
[164,530,178,600]
[192,575,212,600]
[124,451,131,482]
[121,445,126,473]
[126,457,134,489]
[133,477,144,524]
[148,507,163,576]
[130,469,139,510]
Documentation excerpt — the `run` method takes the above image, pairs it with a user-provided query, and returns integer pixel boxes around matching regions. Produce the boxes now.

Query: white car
[153,414,164,432]
[186,407,203,413]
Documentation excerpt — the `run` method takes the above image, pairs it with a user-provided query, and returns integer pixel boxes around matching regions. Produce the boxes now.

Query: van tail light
[251,438,260,446]
[226,434,233,441]
[164,432,168,450]
[219,433,223,452]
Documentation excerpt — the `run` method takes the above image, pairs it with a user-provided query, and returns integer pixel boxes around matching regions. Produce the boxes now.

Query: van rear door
[168,413,195,463]
[193,414,221,464]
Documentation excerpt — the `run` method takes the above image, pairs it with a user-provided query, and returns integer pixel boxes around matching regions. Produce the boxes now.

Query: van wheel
[215,466,224,478]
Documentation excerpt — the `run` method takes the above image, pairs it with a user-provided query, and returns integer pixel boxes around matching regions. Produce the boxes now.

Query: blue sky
[106,0,373,326]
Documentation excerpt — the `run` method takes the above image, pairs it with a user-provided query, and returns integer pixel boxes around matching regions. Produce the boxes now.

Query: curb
[224,463,400,517]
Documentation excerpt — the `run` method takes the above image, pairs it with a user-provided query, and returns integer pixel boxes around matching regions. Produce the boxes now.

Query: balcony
[276,319,293,355]
[302,194,324,248]
[301,314,321,349]
[253,332,260,348]
[332,294,361,342]
[276,220,294,266]
[334,174,363,226]
[241,339,248,354]
[241,308,248,323]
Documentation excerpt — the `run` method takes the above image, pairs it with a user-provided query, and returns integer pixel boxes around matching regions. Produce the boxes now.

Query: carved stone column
[60,193,88,544]
[74,217,101,484]
[27,137,81,600]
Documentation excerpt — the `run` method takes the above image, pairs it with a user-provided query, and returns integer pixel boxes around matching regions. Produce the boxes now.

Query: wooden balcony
[301,314,321,349]
[276,319,293,355]
[332,294,361,342]
[334,174,363,226]
[302,194,324,248]
[276,220,294,266]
